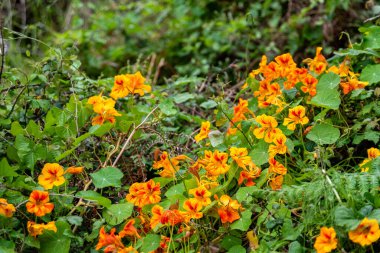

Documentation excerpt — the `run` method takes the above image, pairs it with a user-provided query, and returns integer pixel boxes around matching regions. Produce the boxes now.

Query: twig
[0,19,5,84]
[6,85,27,118]
[112,105,159,167]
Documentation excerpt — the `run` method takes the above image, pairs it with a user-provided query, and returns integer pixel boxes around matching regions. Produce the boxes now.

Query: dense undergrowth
[1,1,380,253]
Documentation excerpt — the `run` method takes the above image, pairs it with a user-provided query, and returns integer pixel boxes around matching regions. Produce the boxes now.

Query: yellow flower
[0,198,16,218]
[38,163,65,190]
[314,227,338,253]
[349,218,380,247]
[152,151,189,178]
[110,71,151,99]
[65,166,84,174]
[27,221,57,237]
[194,121,211,142]
[229,147,252,170]
[204,150,230,177]
[303,47,328,74]
[183,198,203,221]
[283,105,309,131]
[188,185,211,207]
[253,114,281,143]
[268,133,287,157]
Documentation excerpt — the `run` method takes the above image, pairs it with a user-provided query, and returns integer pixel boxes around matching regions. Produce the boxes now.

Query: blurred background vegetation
[2,0,379,84]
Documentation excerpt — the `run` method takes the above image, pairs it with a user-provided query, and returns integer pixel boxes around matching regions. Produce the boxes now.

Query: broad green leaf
[159,99,177,116]
[368,209,380,222]
[165,183,185,198]
[231,210,252,231]
[360,64,380,85]
[0,158,18,177]
[89,123,113,137]
[334,206,360,230]
[103,203,134,226]
[0,240,15,253]
[26,120,43,139]
[310,73,341,110]
[200,100,217,109]
[90,167,123,188]
[306,123,340,145]
[76,190,112,208]
[236,186,257,203]
[66,216,83,226]
[140,234,161,253]
[10,121,24,136]
[173,92,195,103]
[317,73,340,89]
[208,130,224,147]
[250,140,269,166]
[221,235,242,250]
[227,245,246,253]
[39,220,71,253]
[359,26,380,49]
[288,241,305,253]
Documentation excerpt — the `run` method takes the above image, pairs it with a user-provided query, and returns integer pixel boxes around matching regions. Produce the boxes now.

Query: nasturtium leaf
[231,210,252,231]
[250,140,269,166]
[317,73,340,89]
[360,64,380,85]
[165,183,185,198]
[200,100,217,109]
[140,234,161,253]
[236,186,257,203]
[310,73,341,110]
[227,245,246,253]
[39,220,71,253]
[334,206,360,230]
[103,203,134,226]
[221,235,242,250]
[0,240,15,253]
[26,120,43,139]
[89,123,113,137]
[90,167,123,188]
[288,241,305,253]
[66,216,83,226]
[306,123,340,145]
[208,130,224,147]
[159,99,177,116]
[10,121,24,136]
[359,26,380,49]
[173,92,195,104]
[0,158,18,177]
[76,190,111,208]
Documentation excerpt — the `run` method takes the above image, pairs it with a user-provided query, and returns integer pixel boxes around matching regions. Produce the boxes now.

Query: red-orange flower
[283,105,309,131]
[268,133,287,157]
[238,163,261,186]
[26,190,54,217]
[204,150,230,177]
[38,163,65,190]
[65,166,84,174]
[150,205,185,229]
[304,47,328,74]
[126,180,161,207]
[119,219,140,238]
[314,227,338,253]
[27,221,57,237]
[183,198,203,221]
[348,218,380,247]
[268,158,287,175]
[194,121,211,142]
[301,75,318,96]
[153,152,189,178]
[96,227,125,253]
[0,198,16,218]
[217,195,241,223]
[269,175,283,190]
[229,147,252,170]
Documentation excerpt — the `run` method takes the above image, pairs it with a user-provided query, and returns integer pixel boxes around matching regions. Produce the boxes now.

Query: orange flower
[250,55,268,77]
[65,166,84,174]
[0,198,16,218]
[126,179,161,207]
[304,47,328,74]
[301,75,318,96]
[188,185,211,207]
[150,205,184,229]
[119,219,140,238]
[253,114,281,143]
[153,151,189,178]
[238,163,261,186]
[89,97,121,125]
[231,98,254,123]
[268,133,287,157]
[269,175,283,190]
[110,71,151,99]
[26,190,54,217]
[348,218,380,246]
[38,163,65,190]
[268,158,287,175]
[283,105,309,131]
[217,195,241,223]
[204,150,230,177]
[27,221,57,237]
[314,227,338,253]
[96,227,125,252]
[274,53,297,77]
[340,77,368,95]
[183,198,203,221]
[118,246,138,253]
[229,147,252,170]
[367,147,380,159]
[194,121,211,142]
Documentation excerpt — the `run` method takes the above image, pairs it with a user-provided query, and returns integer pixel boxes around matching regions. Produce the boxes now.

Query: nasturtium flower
[250,55,267,77]
[0,198,15,218]
[38,163,65,190]
[150,205,184,229]
[217,195,242,223]
[274,53,297,77]
[65,166,84,174]
[283,105,309,131]
[268,158,287,175]
[126,180,161,207]
[119,219,140,238]
[340,76,368,95]
[27,221,57,237]
[183,198,203,221]
[269,175,283,190]
[26,190,54,217]
[268,133,287,157]
[188,185,211,207]
[231,98,254,123]
[229,147,252,170]
[301,75,318,96]
[152,151,189,178]
[96,227,125,253]
[204,150,230,177]
[359,147,380,172]
[303,47,328,74]
[90,97,121,125]
[313,227,338,253]
[110,71,151,99]
[253,114,281,143]
[238,163,261,186]
[194,121,211,142]
[348,217,380,247]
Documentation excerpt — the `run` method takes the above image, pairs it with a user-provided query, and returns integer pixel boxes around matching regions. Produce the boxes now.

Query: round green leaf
[140,234,161,253]
[90,167,123,188]
[103,203,134,226]
[306,123,340,145]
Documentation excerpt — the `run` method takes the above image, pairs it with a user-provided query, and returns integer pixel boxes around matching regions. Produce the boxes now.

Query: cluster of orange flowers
[0,198,15,217]
[152,152,189,178]
[359,147,380,172]
[88,72,151,126]
[96,226,139,253]
[314,218,380,253]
